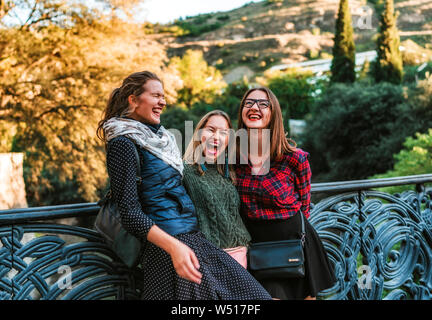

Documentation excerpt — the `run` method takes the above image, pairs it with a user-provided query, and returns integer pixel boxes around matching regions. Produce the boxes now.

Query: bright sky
[137,0,263,24]
[3,0,264,27]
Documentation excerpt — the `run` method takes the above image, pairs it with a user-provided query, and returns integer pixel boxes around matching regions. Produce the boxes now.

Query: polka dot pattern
[107,136,155,240]
[140,232,272,300]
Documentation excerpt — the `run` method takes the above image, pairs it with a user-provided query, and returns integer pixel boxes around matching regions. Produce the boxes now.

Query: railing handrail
[0,203,100,225]
[1,174,431,225]
[311,173,432,193]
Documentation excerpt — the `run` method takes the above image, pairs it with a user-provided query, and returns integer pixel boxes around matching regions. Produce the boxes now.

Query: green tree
[372,0,403,84]
[371,129,432,194]
[331,0,356,83]
[302,82,429,182]
[260,69,315,133]
[214,79,250,123]
[160,106,200,153]
[161,79,250,154]
[169,49,226,107]
[199,79,250,123]
[368,0,385,15]
[358,59,371,82]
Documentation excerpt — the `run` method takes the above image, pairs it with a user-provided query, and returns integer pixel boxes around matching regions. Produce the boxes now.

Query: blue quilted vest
[133,124,198,236]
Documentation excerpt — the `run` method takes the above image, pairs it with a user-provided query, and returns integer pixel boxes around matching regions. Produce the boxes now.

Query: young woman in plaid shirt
[235,87,336,300]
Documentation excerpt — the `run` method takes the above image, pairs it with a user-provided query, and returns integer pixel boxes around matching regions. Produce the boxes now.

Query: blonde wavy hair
[183,110,236,184]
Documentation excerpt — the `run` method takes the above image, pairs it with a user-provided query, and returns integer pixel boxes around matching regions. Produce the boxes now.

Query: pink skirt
[223,246,248,269]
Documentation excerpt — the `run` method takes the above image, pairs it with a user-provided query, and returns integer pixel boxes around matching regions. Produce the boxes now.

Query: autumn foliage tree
[0,0,182,206]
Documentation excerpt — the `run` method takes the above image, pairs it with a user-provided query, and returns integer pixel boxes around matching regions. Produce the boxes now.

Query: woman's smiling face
[129,80,166,125]
[241,89,272,129]
[200,115,230,162]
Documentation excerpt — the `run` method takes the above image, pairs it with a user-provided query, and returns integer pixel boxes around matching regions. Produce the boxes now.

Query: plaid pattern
[235,149,311,220]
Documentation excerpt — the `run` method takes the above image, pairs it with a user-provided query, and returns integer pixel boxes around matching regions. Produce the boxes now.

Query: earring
[225,152,229,178]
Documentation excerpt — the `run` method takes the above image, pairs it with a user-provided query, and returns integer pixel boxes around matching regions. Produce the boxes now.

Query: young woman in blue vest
[182,110,251,269]
[96,71,271,300]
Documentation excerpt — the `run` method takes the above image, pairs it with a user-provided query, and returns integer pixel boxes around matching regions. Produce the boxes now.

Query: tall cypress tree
[330,0,356,83]
[373,0,403,84]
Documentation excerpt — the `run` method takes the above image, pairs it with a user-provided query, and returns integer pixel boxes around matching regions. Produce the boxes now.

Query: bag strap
[133,145,142,184]
[299,210,306,247]
[105,141,142,201]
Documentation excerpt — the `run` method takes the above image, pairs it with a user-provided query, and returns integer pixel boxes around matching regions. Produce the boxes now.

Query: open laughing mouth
[206,141,219,156]
[152,107,163,118]
[248,113,262,121]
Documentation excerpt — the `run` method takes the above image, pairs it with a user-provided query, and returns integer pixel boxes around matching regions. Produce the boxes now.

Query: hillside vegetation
[150,0,432,81]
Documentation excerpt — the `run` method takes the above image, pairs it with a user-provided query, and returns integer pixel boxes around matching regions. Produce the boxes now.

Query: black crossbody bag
[94,144,142,268]
[248,211,306,279]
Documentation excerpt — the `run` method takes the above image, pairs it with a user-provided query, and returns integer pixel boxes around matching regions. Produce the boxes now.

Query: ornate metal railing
[310,174,432,300]
[0,203,143,300]
[1,174,432,300]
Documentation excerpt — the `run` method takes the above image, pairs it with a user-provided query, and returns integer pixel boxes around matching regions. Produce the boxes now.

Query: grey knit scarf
[103,117,184,175]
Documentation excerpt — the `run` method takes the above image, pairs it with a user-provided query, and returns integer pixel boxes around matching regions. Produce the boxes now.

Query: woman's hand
[147,225,202,284]
[168,240,202,284]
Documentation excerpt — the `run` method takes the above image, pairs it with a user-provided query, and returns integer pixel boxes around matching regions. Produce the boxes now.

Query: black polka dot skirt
[139,231,272,300]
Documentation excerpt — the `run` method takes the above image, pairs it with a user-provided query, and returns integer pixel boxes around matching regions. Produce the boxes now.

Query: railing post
[416,183,425,194]
[357,189,365,299]
[10,223,15,301]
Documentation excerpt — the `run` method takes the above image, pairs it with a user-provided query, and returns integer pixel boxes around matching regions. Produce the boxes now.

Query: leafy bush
[217,15,230,21]
[169,50,227,107]
[403,62,432,84]
[161,79,250,153]
[407,75,432,131]
[142,22,155,34]
[262,70,316,132]
[301,81,432,182]
[174,16,223,37]
[160,106,200,153]
[371,129,432,194]
[205,79,250,124]
[186,79,250,127]
[159,25,189,36]
[265,0,284,5]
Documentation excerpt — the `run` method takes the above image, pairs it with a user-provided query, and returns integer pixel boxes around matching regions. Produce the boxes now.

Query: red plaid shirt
[235,149,312,220]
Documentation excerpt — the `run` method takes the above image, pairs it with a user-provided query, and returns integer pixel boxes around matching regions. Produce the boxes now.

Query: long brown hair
[183,110,237,184]
[96,71,163,143]
[237,87,297,161]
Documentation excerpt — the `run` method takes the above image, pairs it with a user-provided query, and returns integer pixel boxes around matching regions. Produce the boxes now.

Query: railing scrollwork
[1,174,432,300]
[310,175,432,300]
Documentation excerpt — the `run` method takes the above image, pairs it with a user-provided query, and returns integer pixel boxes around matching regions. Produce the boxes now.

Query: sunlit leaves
[0,4,179,206]
[168,49,226,107]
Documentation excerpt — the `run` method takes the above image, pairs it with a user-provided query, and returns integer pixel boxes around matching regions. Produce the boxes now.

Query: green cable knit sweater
[182,162,251,249]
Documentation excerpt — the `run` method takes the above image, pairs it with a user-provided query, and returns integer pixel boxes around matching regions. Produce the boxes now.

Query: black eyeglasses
[243,99,270,109]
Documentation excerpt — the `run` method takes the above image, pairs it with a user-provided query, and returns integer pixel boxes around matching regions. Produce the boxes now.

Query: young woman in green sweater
[183,110,251,268]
